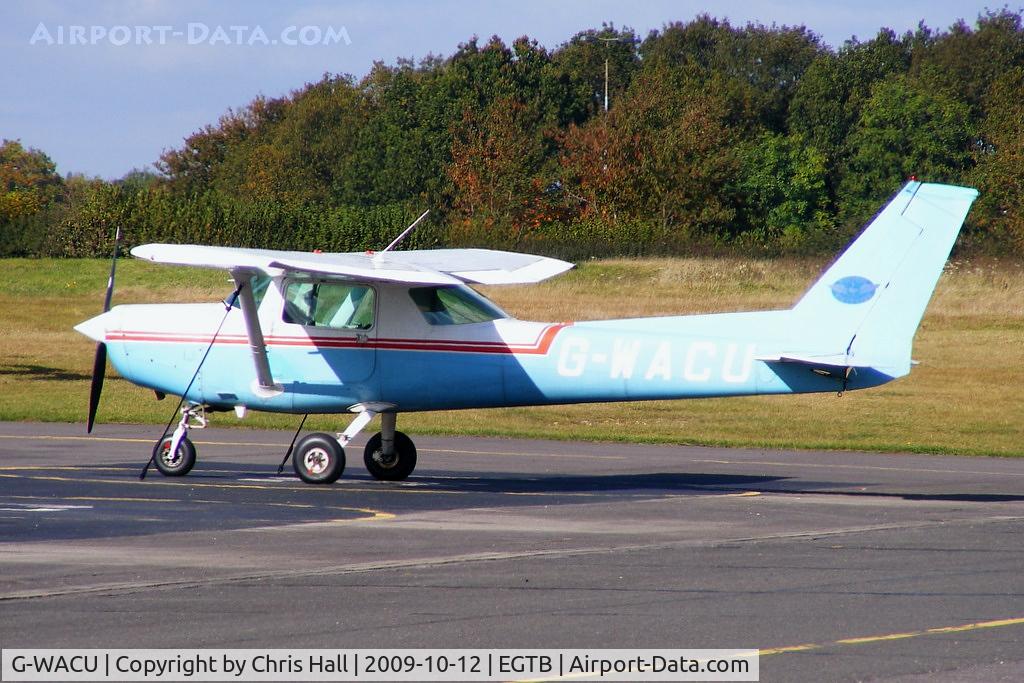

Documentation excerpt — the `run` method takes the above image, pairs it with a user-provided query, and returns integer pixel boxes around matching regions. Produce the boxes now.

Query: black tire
[363,431,417,481]
[152,434,196,477]
[293,433,345,484]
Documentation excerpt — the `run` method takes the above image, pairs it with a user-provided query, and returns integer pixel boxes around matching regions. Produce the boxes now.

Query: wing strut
[231,268,282,396]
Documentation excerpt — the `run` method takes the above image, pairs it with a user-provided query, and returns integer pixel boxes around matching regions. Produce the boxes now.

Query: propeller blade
[87,227,122,433]
[87,342,107,433]
[102,226,123,312]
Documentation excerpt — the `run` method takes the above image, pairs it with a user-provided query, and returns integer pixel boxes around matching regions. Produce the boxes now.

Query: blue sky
[1,0,992,179]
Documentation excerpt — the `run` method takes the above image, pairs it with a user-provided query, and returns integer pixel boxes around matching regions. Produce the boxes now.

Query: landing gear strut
[153,404,206,477]
[363,413,417,481]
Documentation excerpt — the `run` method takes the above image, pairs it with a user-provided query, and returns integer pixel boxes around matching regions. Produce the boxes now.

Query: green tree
[560,63,737,238]
[910,9,1024,118]
[788,29,912,170]
[0,139,64,223]
[156,96,286,196]
[549,24,639,120]
[641,16,822,133]
[839,74,973,224]
[970,66,1024,252]
[734,132,832,249]
[448,98,552,244]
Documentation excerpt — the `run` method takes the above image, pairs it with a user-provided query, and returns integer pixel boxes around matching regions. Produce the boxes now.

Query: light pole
[586,35,625,112]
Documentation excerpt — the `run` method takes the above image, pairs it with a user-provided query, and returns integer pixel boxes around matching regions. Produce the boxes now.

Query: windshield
[408,285,508,325]
[226,274,271,310]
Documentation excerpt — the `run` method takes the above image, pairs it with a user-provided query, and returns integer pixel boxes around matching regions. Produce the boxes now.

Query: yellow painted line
[758,643,821,656]
[926,616,1024,634]
[0,435,154,444]
[515,673,597,683]
[0,434,286,447]
[0,466,131,471]
[315,508,395,523]
[760,615,1024,658]
[836,631,919,645]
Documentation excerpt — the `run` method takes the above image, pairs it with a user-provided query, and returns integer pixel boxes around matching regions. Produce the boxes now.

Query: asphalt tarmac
[2,421,1024,681]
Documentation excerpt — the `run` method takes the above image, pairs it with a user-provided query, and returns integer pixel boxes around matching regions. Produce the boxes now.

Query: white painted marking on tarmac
[0,503,92,512]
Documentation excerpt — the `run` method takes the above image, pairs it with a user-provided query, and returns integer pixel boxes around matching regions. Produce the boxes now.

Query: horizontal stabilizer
[757,353,874,369]
[756,353,864,381]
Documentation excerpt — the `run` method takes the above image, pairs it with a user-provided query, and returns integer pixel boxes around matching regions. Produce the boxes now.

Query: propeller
[87,227,122,433]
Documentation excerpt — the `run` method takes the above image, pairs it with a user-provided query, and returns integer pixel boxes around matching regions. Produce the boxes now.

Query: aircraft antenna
[381,210,430,253]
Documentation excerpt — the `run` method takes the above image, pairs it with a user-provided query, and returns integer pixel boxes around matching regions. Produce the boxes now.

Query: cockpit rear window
[408,285,507,326]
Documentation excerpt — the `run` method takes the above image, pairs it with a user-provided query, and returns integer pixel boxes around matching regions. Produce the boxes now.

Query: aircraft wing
[131,244,574,286]
[130,243,574,394]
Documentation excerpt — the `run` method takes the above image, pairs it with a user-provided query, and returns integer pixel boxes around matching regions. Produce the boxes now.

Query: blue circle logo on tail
[831,276,878,304]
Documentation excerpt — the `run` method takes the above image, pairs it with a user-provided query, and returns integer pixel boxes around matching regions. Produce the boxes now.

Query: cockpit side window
[282,281,375,330]
[408,285,508,325]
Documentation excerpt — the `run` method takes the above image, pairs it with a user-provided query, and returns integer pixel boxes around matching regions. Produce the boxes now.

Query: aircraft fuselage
[88,277,893,416]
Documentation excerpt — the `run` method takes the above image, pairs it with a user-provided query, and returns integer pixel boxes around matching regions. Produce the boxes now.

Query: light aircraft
[75,181,978,484]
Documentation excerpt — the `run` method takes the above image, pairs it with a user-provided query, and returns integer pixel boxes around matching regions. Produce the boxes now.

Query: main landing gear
[149,404,417,485]
[291,410,416,484]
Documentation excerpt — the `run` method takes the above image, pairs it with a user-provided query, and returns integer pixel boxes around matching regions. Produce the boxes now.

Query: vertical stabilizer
[789,182,978,373]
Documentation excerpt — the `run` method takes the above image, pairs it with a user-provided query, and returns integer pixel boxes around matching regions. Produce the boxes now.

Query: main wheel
[293,433,345,484]
[153,434,196,477]
[363,431,417,481]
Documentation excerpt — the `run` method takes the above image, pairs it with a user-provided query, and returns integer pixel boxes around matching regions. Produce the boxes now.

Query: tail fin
[789,181,978,375]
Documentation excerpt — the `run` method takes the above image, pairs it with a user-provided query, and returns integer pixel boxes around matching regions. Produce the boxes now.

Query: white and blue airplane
[75,181,978,484]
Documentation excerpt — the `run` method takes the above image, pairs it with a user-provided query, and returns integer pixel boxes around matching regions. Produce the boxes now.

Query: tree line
[3,10,1023,259]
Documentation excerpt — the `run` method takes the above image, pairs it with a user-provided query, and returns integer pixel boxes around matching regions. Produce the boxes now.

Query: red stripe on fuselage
[105,323,571,355]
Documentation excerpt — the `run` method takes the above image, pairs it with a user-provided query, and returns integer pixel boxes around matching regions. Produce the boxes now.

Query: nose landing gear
[152,404,206,477]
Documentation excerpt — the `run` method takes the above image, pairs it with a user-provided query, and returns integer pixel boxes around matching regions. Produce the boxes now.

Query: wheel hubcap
[303,448,330,475]
[372,449,398,469]
[161,442,180,466]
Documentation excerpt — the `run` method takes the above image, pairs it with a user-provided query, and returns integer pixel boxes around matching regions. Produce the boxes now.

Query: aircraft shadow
[0,363,91,381]
[174,465,1024,505]
[401,471,787,495]
[381,473,1024,504]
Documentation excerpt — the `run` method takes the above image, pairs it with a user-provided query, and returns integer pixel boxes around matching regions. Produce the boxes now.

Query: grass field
[1,256,1022,456]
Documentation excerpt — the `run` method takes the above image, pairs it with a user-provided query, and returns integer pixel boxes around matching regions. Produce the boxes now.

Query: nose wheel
[150,404,205,478]
[153,434,196,476]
